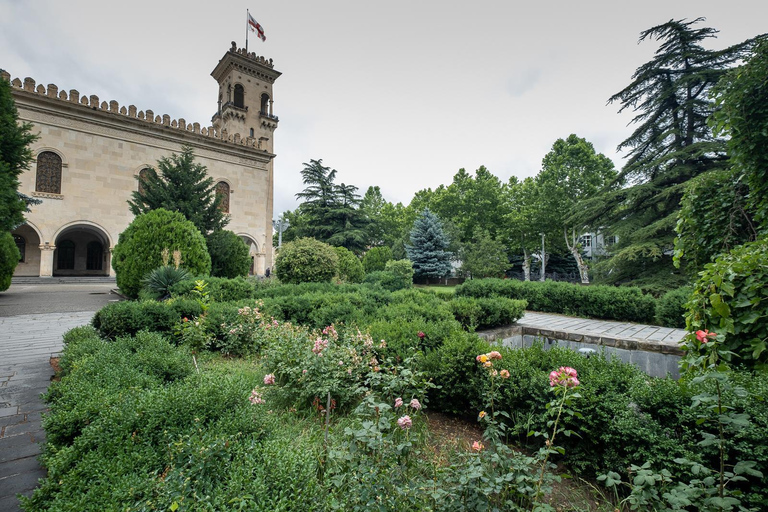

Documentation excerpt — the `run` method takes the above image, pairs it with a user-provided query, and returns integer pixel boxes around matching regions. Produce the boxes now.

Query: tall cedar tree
[293,159,369,253]
[128,145,227,234]
[572,18,763,293]
[406,208,453,279]
[1,75,39,232]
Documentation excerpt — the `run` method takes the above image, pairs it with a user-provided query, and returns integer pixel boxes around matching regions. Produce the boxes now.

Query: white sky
[1,0,765,217]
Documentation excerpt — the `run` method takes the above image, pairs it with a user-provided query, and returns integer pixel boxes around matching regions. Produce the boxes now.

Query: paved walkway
[0,311,95,512]
[518,311,687,347]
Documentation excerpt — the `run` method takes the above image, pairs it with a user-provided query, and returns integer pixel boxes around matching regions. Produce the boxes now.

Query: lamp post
[540,232,546,282]
[272,216,289,248]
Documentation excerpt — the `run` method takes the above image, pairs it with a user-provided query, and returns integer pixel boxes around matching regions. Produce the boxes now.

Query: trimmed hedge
[655,286,692,328]
[170,276,256,302]
[448,296,527,330]
[456,278,657,323]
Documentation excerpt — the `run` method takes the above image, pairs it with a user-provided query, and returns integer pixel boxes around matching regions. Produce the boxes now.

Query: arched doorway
[239,235,263,276]
[10,223,42,277]
[52,224,111,276]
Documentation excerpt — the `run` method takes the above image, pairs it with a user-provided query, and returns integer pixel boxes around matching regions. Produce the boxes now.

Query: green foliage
[685,238,768,370]
[333,246,364,283]
[91,299,202,339]
[0,74,38,233]
[460,229,510,279]
[384,259,413,285]
[0,230,19,291]
[655,286,693,328]
[674,168,757,274]
[206,229,251,278]
[711,40,768,231]
[448,296,527,330]
[362,270,410,292]
[406,208,453,279]
[456,278,657,323]
[362,245,392,273]
[170,276,255,302]
[128,145,228,233]
[142,265,191,300]
[573,19,761,289]
[274,237,338,284]
[291,159,369,253]
[112,209,211,298]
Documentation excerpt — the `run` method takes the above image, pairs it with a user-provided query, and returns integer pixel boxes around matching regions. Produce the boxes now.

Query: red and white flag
[248,13,266,42]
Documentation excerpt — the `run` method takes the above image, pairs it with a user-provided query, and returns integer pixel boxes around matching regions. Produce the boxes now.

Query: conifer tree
[0,74,38,233]
[128,145,227,234]
[406,208,453,280]
[572,18,763,293]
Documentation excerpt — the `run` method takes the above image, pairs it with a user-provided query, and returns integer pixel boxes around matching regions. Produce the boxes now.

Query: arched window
[36,151,63,194]
[216,181,230,213]
[57,240,75,270]
[13,235,25,262]
[249,128,254,138]
[86,241,103,270]
[233,84,245,108]
[138,168,150,196]
[260,93,269,114]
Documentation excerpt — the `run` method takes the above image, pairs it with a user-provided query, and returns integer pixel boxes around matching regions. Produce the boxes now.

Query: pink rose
[263,374,275,385]
[397,415,412,430]
[409,398,421,410]
[394,397,404,408]
[471,440,484,452]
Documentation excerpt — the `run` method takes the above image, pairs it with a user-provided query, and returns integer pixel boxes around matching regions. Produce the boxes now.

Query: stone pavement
[0,311,96,512]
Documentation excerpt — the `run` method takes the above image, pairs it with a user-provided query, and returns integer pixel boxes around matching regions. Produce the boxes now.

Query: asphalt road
[0,283,121,317]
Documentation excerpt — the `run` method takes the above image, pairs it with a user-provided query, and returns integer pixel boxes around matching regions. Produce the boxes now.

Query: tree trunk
[565,227,590,284]
[522,248,531,281]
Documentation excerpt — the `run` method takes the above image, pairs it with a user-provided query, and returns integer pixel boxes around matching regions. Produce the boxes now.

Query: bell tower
[211,41,281,153]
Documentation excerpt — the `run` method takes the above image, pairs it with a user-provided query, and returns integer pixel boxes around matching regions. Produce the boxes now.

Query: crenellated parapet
[0,69,267,151]
[229,41,275,68]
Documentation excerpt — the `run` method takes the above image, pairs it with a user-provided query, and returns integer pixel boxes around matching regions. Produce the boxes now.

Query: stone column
[39,244,55,277]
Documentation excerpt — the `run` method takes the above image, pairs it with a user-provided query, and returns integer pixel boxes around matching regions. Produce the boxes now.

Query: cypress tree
[406,208,453,280]
[128,145,227,234]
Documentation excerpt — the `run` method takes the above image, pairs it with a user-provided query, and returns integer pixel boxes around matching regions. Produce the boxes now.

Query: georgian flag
[248,13,266,42]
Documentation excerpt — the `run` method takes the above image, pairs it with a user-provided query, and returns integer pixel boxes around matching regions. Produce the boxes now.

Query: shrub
[449,296,527,330]
[334,246,364,283]
[363,270,410,291]
[384,259,414,286]
[112,209,211,298]
[92,300,179,339]
[685,238,768,370]
[171,276,255,302]
[362,246,393,273]
[0,231,19,291]
[142,265,190,300]
[655,286,692,328]
[456,278,657,323]
[206,229,251,278]
[274,237,338,284]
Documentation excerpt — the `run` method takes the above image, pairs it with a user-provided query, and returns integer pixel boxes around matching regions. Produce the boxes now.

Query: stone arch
[233,83,245,108]
[34,147,68,166]
[51,221,112,277]
[238,234,263,276]
[11,222,43,277]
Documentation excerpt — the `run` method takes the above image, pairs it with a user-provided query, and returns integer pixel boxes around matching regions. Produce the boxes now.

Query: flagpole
[245,9,249,53]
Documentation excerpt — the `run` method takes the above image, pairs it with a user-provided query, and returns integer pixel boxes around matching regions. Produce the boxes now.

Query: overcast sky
[1,0,764,217]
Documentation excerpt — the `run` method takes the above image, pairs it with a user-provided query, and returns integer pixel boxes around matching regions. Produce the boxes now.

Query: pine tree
[128,145,227,234]
[406,208,453,280]
[572,18,763,293]
[1,74,38,233]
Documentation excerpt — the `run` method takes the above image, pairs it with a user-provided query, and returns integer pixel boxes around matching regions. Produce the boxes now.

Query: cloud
[506,67,542,97]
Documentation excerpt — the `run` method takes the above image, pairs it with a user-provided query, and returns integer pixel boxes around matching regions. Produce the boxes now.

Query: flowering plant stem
[534,388,568,502]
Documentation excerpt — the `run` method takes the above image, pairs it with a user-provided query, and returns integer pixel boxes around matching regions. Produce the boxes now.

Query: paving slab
[0,310,96,511]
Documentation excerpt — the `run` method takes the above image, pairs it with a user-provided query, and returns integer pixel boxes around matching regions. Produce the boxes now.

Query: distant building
[4,42,280,277]
[578,232,617,259]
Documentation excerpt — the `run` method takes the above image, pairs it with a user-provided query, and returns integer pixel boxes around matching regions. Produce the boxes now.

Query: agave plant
[142,265,191,300]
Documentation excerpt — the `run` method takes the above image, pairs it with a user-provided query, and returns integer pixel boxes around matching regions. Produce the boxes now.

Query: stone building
[4,42,280,278]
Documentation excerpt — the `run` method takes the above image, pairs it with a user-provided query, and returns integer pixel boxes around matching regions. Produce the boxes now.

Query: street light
[540,232,546,282]
[272,216,289,248]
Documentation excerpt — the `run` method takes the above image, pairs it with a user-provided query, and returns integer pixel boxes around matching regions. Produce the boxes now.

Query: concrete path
[518,311,687,346]
[0,307,102,511]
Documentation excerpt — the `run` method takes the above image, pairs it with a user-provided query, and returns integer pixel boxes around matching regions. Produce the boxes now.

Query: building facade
[4,42,279,278]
